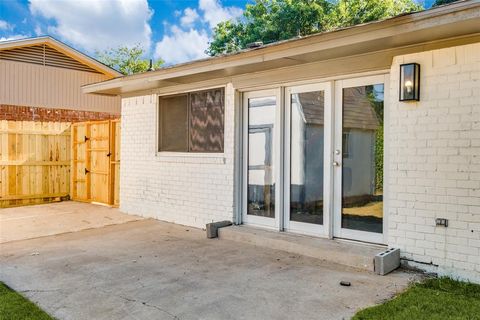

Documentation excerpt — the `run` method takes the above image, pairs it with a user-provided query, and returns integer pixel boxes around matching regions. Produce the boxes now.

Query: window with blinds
[158,88,225,153]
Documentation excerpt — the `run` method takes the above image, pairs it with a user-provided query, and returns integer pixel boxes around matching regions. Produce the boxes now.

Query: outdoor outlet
[435,218,448,227]
[374,248,400,276]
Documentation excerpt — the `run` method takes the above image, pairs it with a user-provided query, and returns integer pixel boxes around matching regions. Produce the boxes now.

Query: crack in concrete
[139,300,181,320]
[116,294,181,320]
[96,287,181,320]
[19,289,61,293]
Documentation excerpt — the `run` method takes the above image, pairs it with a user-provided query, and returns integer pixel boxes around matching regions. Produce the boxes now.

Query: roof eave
[82,0,480,95]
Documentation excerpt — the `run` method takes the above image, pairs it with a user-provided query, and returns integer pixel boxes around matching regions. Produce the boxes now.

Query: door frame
[283,82,333,237]
[238,72,389,244]
[242,88,283,230]
[332,74,389,244]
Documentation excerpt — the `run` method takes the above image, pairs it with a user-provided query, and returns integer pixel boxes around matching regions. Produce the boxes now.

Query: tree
[432,0,458,6]
[96,44,164,75]
[207,0,333,56]
[207,0,423,56]
[331,0,422,28]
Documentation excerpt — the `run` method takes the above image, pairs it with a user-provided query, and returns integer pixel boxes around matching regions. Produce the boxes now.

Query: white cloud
[0,34,29,42]
[29,0,153,53]
[155,26,209,64]
[155,0,244,65]
[199,0,243,29]
[0,20,13,31]
[180,8,200,28]
[34,25,43,36]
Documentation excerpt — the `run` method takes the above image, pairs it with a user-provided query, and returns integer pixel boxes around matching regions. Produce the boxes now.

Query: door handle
[332,161,340,167]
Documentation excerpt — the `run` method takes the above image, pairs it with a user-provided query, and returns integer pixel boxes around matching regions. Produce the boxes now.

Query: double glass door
[242,75,387,244]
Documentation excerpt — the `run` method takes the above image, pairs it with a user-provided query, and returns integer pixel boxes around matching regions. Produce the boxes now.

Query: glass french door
[283,83,332,236]
[333,75,388,244]
[241,74,387,244]
[242,89,282,229]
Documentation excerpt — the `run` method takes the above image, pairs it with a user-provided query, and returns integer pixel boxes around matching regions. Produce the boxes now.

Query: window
[158,88,225,153]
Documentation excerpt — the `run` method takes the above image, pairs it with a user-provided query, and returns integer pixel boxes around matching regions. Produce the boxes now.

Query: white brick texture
[119,84,236,229]
[388,43,480,282]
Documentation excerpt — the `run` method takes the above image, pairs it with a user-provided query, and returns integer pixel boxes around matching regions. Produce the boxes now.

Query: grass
[353,277,480,320]
[0,282,53,320]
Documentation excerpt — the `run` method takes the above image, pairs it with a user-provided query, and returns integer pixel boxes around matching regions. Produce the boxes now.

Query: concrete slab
[0,219,419,320]
[0,201,142,243]
[218,225,383,271]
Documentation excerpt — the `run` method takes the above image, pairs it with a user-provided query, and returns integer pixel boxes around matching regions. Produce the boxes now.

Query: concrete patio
[0,201,142,243]
[0,203,418,320]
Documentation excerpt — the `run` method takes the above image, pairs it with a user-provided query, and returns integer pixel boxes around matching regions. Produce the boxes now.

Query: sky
[0,0,435,66]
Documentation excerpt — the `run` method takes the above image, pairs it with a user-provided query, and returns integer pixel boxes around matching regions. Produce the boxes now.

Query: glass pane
[190,88,225,152]
[247,96,276,218]
[159,95,188,152]
[290,91,324,225]
[341,84,384,233]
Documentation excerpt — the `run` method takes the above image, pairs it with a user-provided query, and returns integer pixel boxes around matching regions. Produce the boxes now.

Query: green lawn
[353,277,480,320]
[0,282,53,320]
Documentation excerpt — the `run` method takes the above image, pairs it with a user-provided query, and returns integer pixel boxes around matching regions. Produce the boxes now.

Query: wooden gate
[71,120,120,206]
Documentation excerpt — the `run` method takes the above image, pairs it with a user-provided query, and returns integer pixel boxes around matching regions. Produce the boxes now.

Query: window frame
[157,87,226,154]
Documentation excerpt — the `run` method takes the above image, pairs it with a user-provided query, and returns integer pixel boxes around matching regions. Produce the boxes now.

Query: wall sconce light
[399,63,420,101]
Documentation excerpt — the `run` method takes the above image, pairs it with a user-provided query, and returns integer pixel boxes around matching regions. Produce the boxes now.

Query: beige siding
[0,60,120,114]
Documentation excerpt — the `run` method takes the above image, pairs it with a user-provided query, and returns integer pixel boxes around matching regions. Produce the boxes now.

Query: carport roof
[82,0,480,96]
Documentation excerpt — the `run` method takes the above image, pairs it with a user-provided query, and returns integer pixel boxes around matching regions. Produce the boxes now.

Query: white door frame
[242,88,283,230]
[283,82,333,237]
[333,74,389,244]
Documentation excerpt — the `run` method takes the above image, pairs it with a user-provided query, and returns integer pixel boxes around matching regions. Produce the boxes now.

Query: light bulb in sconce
[405,80,413,93]
[399,63,420,101]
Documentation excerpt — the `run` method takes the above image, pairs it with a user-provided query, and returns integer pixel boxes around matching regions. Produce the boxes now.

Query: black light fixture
[399,63,420,101]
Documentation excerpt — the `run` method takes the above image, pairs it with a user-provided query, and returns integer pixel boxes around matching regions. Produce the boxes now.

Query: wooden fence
[0,119,120,208]
[0,120,71,208]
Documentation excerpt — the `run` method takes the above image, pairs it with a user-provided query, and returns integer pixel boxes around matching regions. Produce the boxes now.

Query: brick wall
[0,105,119,122]
[388,43,480,282]
[119,84,236,228]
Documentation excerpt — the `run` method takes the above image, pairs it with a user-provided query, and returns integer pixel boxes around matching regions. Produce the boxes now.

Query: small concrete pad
[218,225,383,271]
[0,219,418,320]
[0,201,142,243]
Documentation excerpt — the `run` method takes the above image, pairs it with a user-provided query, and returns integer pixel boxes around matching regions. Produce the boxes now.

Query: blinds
[189,88,225,152]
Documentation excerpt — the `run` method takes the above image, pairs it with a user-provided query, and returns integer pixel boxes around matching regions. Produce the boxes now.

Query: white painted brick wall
[119,84,236,229]
[388,43,480,282]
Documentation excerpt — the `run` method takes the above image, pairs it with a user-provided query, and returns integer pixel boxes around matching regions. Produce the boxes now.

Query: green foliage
[366,85,384,192]
[96,44,164,75]
[331,0,422,28]
[0,282,53,320]
[207,0,333,55]
[207,0,423,56]
[375,123,383,191]
[353,277,480,320]
[432,0,459,7]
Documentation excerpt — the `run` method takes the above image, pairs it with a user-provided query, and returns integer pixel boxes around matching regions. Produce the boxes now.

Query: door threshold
[219,225,384,272]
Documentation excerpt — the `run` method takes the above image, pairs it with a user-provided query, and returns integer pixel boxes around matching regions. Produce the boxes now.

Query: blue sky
[0,0,435,65]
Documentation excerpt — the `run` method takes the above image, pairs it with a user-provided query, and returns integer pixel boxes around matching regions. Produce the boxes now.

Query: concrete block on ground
[206,221,232,238]
[375,248,401,275]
